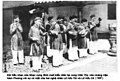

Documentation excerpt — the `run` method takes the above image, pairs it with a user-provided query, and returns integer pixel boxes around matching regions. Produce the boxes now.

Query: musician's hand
[68,31,73,34]
[51,31,58,35]
[37,40,40,45]
[43,32,47,35]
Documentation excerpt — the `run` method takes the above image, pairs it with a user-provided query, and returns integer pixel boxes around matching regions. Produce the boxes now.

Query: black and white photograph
[1,0,119,80]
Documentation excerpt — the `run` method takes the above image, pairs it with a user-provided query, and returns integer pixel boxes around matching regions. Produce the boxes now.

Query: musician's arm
[39,29,47,36]
[10,24,17,34]
[28,27,38,41]
[18,24,23,32]
[40,25,46,32]
[88,21,96,30]
[66,23,72,32]
[28,27,33,40]
[62,25,67,33]
[49,24,58,35]
[86,26,90,32]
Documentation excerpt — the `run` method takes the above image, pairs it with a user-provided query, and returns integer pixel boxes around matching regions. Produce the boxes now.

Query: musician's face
[14,17,20,23]
[91,17,96,22]
[71,18,78,22]
[74,18,78,22]
[71,19,74,22]
[50,19,54,23]
[58,19,63,24]
[83,22,88,27]
[64,21,67,25]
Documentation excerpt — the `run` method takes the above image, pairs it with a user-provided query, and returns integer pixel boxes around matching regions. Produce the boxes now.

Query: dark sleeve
[60,24,64,31]
[46,24,51,32]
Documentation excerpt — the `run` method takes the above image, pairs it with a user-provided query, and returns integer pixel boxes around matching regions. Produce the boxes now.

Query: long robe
[50,23,63,50]
[29,24,45,56]
[88,21,98,41]
[10,23,23,51]
[67,22,78,49]
[77,24,88,49]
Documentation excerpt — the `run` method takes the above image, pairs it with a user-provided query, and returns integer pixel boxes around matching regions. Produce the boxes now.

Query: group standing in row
[10,14,102,69]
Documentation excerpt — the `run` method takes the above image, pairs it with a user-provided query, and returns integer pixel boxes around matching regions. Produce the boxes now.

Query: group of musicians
[10,14,102,69]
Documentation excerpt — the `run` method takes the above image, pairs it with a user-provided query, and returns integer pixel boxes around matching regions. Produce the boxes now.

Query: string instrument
[67,22,79,40]
[89,17,102,41]
[89,17,102,31]
[78,25,89,37]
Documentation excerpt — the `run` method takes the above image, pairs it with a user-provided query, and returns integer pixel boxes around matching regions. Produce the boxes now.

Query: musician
[67,15,79,61]
[67,15,79,49]
[88,15,101,54]
[77,18,89,57]
[46,16,54,32]
[49,15,64,66]
[45,16,55,62]
[62,18,68,54]
[10,15,24,65]
[45,16,55,48]
[62,18,68,44]
[49,16,63,50]
[28,17,46,69]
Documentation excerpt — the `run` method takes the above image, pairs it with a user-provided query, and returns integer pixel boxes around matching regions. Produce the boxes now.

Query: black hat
[90,14,95,19]
[57,15,64,20]
[69,15,78,20]
[63,18,67,21]
[81,18,87,23]
[13,15,19,19]
[48,16,53,21]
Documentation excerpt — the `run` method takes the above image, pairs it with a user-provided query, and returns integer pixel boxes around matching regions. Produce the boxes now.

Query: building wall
[48,6,78,20]
[82,4,108,33]
[82,4,116,33]
[3,9,13,52]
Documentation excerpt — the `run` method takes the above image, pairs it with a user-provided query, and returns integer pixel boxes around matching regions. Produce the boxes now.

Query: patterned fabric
[29,24,45,56]
[10,23,23,51]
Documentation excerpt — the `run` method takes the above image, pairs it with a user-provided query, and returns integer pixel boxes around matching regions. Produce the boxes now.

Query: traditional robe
[88,21,98,41]
[10,22,24,64]
[50,23,63,50]
[67,22,78,49]
[10,23,23,51]
[77,24,88,49]
[29,24,45,56]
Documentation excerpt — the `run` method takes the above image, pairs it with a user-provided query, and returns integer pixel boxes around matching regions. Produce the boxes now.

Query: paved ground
[65,54,117,73]
[2,52,117,73]
[2,39,117,73]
